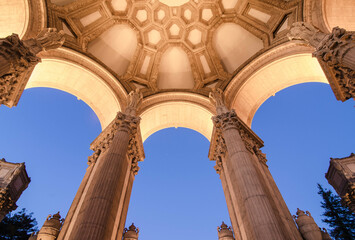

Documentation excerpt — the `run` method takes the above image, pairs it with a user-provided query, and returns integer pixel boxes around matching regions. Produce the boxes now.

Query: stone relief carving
[88,91,144,174]
[288,22,328,48]
[0,29,65,107]
[125,89,143,116]
[209,105,267,173]
[289,22,355,101]
[0,188,17,213]
[209,88,229,115]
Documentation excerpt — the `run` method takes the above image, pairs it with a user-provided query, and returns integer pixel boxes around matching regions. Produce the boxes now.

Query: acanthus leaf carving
[210,109,267,170]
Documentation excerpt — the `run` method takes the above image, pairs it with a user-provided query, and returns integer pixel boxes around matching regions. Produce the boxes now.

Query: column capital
[288,22,355,101]
[88,112,144,175]
[209,110,267,169]
[0,29,65,107]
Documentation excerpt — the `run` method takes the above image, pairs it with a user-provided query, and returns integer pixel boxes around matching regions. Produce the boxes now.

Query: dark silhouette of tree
[0,208,38,240]
[318,184,355,240]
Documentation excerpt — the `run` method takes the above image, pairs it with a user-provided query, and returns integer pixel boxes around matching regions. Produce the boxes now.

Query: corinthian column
[209,89,292,240]
[0,28,64,107]
[68,90,144,240]
[288,22,355,101]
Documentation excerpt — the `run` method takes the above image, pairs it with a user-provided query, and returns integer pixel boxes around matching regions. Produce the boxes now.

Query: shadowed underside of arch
[140,102,214,142]
[25,57,122,130]
[229,53,328,127]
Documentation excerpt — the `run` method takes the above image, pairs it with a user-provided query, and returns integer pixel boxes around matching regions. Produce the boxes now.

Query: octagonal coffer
[144,26,165,49]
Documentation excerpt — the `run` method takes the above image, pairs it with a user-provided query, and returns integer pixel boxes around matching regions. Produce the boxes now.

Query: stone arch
[323,0,355,31]
[212,22,264,74]
[157,46,195,89]
[0,0,29,38]
[25,48,126,130]
[226,43,329,127]
[87,24,138,76]
[139,93,214,142]
[0,0,46,39]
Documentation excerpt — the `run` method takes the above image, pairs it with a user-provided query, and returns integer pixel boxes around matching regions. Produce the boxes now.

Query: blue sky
[0,82,353,239]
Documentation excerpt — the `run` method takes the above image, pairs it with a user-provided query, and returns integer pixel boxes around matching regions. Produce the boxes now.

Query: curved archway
[126,127,230,240]
[0,0,29,38]
[87,24,138,76]
[157,46,195,89]
[323,0,355,31]
[229,53,328,127]
[212,23,264,74]
[25,57,122,129]
[140,101,213,142]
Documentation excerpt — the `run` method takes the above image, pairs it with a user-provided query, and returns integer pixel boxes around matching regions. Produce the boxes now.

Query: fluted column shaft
[214,110,284,240]
[69,113,139,240]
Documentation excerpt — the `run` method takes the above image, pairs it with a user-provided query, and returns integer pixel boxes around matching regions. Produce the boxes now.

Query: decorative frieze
[0,29,65,107]
[288,22,355,101]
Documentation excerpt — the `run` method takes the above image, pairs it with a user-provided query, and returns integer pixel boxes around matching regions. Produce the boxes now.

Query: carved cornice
[88,112,145,175]
[209,109,267,173]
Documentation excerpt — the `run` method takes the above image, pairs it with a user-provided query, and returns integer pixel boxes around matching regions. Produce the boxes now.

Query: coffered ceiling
[47,0,302,96]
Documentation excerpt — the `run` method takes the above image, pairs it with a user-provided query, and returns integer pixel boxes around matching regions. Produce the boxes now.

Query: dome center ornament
[159,0,190,7]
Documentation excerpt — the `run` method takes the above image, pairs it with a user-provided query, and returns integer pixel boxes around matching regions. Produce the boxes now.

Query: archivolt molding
[139,94,215,141]
[26,47,127,129]
[224,41,315,107]
[139,92,215,115]
[303,0,329,33]
[226,42,329,127]
[37,47,128,107]
[22,0,47,40]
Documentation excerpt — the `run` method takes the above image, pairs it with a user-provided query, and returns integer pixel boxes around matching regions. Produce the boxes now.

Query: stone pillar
[0,158,30,221]
[288,22,355,101]
[0,29,64,107]
[293,209,322,240]
[217,222,235,240]
[122,223,139,240]
[208,89,302,240]
[30,212,64,240]
[67,90,144,240]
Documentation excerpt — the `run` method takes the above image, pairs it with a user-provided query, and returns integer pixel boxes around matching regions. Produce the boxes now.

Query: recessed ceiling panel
[88,25,137,76]
[158,47,194,89]
[213,23,263,73]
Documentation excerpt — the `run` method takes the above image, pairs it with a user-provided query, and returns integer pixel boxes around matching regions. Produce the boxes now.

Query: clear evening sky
[0,82,353,239]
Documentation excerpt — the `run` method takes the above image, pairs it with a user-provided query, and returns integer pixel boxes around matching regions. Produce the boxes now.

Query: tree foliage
[0,208,38,240]
[318,184,355,240]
